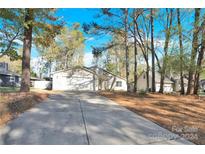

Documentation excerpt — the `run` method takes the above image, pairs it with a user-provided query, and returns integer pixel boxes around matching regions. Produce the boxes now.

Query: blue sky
[32,9,111,58]
[31,8,197,66]
[31,8,113,66]
[56,9,110,53]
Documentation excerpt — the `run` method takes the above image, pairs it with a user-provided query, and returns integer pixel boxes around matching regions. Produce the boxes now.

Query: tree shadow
[0,92,193,145]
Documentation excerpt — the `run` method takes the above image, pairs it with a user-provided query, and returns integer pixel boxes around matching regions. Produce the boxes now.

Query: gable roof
[52,66,95,75]
[170,75,189,84]
[52,66,126,81]
[88,66,126,81]
[0,70,20,76]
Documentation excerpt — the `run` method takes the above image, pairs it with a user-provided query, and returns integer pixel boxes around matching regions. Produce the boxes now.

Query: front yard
[0,87,20,93]
[0,90,49,126]
[99,91,205,145]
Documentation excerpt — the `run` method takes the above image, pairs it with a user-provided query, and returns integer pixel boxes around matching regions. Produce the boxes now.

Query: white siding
[53,69,97,91]
[34,81,51,89]
[156,83,160,92]
[137,72,173,93]
[103,76,127,91]
[52,68,127,91]
[156,83,173,92]
[137,73,149,91]
[113,77,127,91]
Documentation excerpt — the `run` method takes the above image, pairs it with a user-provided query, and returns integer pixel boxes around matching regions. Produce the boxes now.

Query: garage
[52,67,97,91]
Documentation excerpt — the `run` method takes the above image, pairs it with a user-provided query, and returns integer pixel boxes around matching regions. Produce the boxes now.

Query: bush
[138,90,147,96]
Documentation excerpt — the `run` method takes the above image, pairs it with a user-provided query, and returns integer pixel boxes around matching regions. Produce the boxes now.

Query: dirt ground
[30,88,62,95]
[99,91,205,145]
[0,91,49,126]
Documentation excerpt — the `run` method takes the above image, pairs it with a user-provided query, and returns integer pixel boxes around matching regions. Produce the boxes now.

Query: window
[116,81,122,87]
[9,76,15,82]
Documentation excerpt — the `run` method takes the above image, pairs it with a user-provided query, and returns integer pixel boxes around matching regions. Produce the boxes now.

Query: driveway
[0,91,193,144]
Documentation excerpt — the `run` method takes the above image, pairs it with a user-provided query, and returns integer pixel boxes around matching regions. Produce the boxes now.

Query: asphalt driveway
[0,91,193,144]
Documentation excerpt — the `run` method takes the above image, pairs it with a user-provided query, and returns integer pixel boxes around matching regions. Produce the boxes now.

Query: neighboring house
[30,77,41,87]
[52,66,127,91]
[0,62,20,87]
[137,71,174,93]
[30,77,52,90]
[200,79,205,92]
[170,76,188,93]
[172,77,205,93]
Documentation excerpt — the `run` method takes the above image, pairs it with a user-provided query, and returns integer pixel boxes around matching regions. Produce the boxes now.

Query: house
[137,71,174,93]
[30,77,41,87]
[0,62,20,87]
[200,79,205,92]
[52,66,127,91]
[89,66,127,91]
[31,77,52,90]
[170,76,188,93]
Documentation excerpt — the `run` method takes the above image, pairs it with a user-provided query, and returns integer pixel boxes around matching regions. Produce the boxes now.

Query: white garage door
[53,72,95,91]
[65,75,94,91]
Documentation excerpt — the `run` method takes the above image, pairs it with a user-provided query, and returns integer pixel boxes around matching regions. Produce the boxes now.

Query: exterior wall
[0,62,8,72]
[137,72,173,93]
[0,74,20,87]
[200,80,205,91]
[112,77,127,91]
[156,83,173,92]
[174,79,188,93]
[102,76,127,91]
[137,73,150,91]
[34,81,51,90]
[53,69,98,91]
[53,68,127,91]
[156,83,160,92]
[175,84,188,93]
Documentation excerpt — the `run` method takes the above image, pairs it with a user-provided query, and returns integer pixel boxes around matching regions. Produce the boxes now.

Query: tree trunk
[135,18,150,92]
[146,62,150,91]
[49,60,52,77]
[124,8,129,92]
[20,9,33,92]
[159,9,173,94]
[193,16,205,94]
[177,8,185,95]
[109,76,116,91]
[133,10,138,92]
[151,8,156,92]
[187,8,201,95]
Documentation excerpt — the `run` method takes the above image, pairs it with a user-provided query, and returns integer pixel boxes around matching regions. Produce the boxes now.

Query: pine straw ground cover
[99,91,205,145]
[0,91,48,126]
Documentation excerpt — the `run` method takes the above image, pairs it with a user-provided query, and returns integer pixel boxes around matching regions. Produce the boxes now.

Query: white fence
[33,81,51,90]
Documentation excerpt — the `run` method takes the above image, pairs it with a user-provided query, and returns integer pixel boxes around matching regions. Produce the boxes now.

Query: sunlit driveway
[0,91,193,145]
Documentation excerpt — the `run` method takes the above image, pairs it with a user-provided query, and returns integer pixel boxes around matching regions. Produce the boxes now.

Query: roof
[88,66,126,81]
[170,76,189,84]
[0,70,20,76]
[30,77,41,80]
[52,66,96,75]
[52,65,126,81]
[138,71,174,84]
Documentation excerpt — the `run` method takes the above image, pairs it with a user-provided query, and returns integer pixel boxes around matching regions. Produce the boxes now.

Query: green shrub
[138,90,147,96]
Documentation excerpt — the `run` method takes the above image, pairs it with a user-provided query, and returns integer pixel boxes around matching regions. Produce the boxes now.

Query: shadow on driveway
[0,91,194,145]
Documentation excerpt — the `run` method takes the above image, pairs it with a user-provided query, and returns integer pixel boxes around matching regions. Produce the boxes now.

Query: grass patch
[0,87,20,93]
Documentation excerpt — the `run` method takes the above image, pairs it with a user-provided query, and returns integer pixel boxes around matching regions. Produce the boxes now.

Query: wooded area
[0,8,205,95]
[83,8,205,95]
